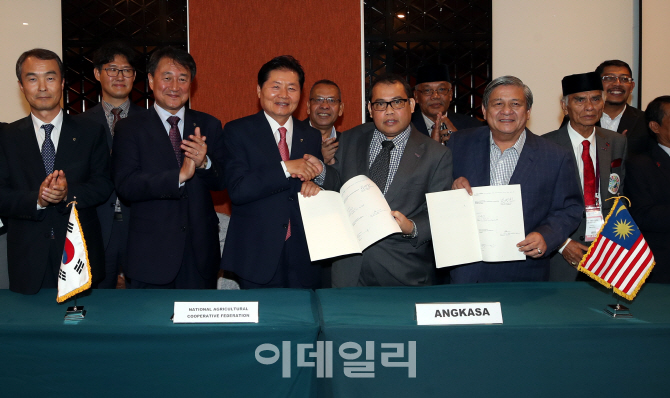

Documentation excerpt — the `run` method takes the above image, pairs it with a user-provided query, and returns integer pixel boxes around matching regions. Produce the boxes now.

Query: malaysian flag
[578,198,655,300]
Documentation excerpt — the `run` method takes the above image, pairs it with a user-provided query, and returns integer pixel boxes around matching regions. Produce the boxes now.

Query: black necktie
[167,116,182,166]
[41,124,56,175]
[369,140,394,194]
[110,108,122,135]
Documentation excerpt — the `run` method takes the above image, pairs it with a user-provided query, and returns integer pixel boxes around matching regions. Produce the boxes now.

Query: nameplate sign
[415,302,503,325]
[173,302,259,324]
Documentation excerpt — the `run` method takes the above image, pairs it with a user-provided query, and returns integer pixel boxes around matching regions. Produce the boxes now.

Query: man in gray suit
[544,72,627,281]
[79,41,146,288]
[319,74,453,287]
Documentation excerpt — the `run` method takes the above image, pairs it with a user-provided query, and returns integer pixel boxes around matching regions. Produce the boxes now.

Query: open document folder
[427,185,526,268]
[298,175,401,261]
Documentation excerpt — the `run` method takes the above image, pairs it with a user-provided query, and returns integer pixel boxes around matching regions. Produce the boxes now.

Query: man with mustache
[411,64,482,145]
[305,80,343,166]
[319,74,453,287]
[597,60,650,155]
[544,72,627,281]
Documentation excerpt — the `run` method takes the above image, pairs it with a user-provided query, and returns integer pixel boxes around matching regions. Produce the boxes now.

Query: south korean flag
[57,202,92,303]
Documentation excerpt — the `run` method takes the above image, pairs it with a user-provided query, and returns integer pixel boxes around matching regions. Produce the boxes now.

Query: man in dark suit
[411,64,483,145]
[597,60,650,155]
[221,55,325,289]
[625,96,670,283]
[562,60,650,155]
[304,79,343,166]
[448,76,582,283]
[79,41,146,288]
[319,74,453,287]
[544,72,627,281]
[0,49,113,294]
[113,47,225,289]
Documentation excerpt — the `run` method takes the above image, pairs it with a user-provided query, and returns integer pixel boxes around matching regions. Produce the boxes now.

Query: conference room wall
[0,0,62,123]
[641,0,670,108]
[188,0,363,131]
[492,0,639,136]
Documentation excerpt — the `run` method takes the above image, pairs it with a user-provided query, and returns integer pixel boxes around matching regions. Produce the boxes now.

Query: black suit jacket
[411,109,483,136]
[78,102,146,248]
[0,113,113,294]
[0,122,6,235]
[625,145,670,283]
[221,112,323,287]
[112,108,225,285]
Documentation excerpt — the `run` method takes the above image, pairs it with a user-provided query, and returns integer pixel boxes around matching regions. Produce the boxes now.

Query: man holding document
[448,76,582,283]
[318,74,453,287]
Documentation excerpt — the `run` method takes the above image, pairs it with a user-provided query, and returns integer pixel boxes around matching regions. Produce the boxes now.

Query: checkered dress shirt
[489,129,526,186]
[369,125,411,194]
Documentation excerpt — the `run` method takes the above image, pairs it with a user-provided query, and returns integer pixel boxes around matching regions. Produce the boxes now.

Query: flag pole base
[604,303,633,318]
[65,306,86,320]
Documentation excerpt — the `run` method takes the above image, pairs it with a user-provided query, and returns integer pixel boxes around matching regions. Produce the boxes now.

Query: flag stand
[603,294,632,318]
[65,294,86,320]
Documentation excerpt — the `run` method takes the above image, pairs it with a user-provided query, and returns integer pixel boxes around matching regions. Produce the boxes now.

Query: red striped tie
[278,127,291,240]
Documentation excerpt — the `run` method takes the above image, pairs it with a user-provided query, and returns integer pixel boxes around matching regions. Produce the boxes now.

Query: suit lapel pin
[657,162,662,168]
[602,142,610,151]
[73,138,76,141]
[193,123,196,126]
[415,153,421,158]
[300,139,304,142]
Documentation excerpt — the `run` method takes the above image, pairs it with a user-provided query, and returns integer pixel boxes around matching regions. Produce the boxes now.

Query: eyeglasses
[310,97,341,105]
[370,98,409,111]
[104,67,136,78]
[418,87,452,96]
[602,75,634,84]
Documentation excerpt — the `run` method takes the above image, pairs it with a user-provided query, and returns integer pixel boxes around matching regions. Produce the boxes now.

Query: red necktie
[110,108,122,136]
[581,140,596,207]
[278,127,291,240]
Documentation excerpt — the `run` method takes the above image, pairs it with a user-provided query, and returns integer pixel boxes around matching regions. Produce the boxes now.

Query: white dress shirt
[600,105,625,132]
[264,113,294,178]
[31,109,64,152]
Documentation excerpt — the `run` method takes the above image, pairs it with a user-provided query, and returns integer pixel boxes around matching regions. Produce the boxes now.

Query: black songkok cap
[416,64,451,85]
[561,72,603,96]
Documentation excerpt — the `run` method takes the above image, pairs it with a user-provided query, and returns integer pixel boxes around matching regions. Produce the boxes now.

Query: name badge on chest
[584,205,604,242]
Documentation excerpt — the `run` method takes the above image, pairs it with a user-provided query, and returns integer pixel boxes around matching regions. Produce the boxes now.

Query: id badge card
[585,205,604,242]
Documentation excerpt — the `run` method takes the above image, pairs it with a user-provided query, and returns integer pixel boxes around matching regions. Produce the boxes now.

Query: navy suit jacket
[447,126,583,283]
[112,107,225,285]
[625,145,670,283]
[0,114,113,294]
[411,109,483,136]
[221,112,323,287]
[78,102,146,248]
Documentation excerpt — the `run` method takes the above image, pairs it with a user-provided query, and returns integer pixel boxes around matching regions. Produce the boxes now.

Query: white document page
[299,191,361,262]
[473,185,525,262]
[427,189,482,268]
[340,175,401,250]
[427,185,525,267]
[299,175,400,262]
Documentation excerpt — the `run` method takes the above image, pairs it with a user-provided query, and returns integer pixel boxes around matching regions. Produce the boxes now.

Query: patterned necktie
[278,127,291,240]
[110,108,122,136]
[369,140,395,194]
[41,124,56,175]
[167,116,182,167]
[581,140,596,207]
